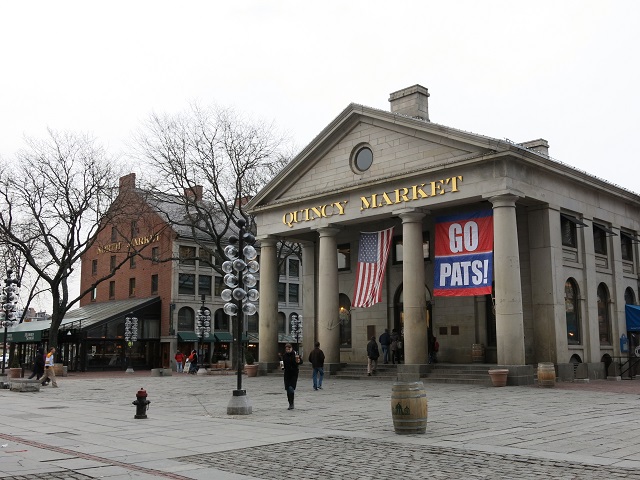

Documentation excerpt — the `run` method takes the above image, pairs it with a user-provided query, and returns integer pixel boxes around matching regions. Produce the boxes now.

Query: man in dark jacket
[379,329,391,364]
[308,341,325,390]
[367,336,379,376]
[282,343,302,410]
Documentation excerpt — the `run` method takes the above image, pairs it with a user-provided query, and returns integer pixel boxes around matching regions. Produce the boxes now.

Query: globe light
[222,261,234,274]
[232,288,247,301]
[247,260,260,273]
[232,258,246,272]
[243,273,257,288]
[224,274,238,288]
[243,245,257,260]
[242,303,257,315]
[221,289,233,302]
[224,245,238,260]
[247,289,260,302]
[223,303,238,316]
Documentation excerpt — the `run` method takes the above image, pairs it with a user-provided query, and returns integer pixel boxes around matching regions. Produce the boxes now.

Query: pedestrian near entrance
[40,347,58,387]
[175,350,185,373]
[308,341,325,390]
[390,329,400,364]
[367,336,379,376]
[429,337,439,364]
[188,350,198,374]
[28,348,45,380]
[379,328,391,364]
[282,343,302,410]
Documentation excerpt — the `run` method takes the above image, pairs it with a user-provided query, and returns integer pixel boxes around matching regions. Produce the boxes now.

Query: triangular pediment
[248,104,505,211]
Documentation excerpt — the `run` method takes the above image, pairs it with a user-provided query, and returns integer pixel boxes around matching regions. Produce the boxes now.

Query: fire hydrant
[133,387,150,419]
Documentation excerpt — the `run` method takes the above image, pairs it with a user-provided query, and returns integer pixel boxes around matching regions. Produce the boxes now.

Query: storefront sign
[97,232,161,254]
[0,330,42,343]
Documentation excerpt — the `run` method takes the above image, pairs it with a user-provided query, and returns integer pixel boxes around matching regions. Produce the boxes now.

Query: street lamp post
[290,313,303,355]
[124,313,138,374]
[0,269,20,380]
[195,294,211,375]
[221,218,259,415]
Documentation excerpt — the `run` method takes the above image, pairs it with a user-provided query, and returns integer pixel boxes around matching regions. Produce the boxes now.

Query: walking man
[308,341,325,390]
[379,328,391,364]
[367,336,379,376]
[40,347,58,388]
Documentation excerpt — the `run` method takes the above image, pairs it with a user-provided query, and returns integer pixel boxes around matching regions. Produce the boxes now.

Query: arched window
[339,294,352,347]
[214,308,230,331]
[277,312,286,334]
[565,278,581,345]
[597,283,611,345]
[177,307,195,331]
[625,287,636,305]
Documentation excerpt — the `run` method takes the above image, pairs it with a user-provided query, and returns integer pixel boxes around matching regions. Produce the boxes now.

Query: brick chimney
[119,173,136,192]
[389,84,430,121]
[184,185,203,201]
[519,139,549,156]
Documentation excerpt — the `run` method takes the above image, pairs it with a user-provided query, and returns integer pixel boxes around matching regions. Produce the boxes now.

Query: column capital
[315,226,341,238]
[482,189,524,208]
[396,210,426,224]
[256,236,278,248]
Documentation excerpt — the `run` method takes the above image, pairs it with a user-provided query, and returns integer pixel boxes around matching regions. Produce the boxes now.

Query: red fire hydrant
[133,387,151,419]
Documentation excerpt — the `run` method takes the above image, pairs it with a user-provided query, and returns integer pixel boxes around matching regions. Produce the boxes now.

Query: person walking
[367,336,379,376]
[390,329,400,364]
[28,347,45,380]
[40,347,58,388]
[308,341,325,390]
[379,328,391,364]
[282,343,302,410]
[188,350,198,374]
[175,350,185,373]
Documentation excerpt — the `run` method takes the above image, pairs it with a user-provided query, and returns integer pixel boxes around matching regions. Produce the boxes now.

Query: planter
[8,367,22,379]
[537,362,556,388]
[471,343,485,363]
[488,369,509,387]
[245,364,258,377]
[391,381,428,434]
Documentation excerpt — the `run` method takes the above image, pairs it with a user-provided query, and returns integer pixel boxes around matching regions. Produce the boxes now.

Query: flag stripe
[353,227,394,308]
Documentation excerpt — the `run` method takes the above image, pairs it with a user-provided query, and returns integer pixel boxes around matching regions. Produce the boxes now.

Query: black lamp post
[221,218,259,415]
[195,294,211,375]
[1,269,20,378]
[290,313,303,354]
[124,313,138,373]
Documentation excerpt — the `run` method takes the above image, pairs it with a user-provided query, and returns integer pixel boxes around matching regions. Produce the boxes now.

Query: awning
[0,330,42,343]
[561,214,588,228]
[593,223,617,237]
[214,332,233,342]
[626,305,640,332]
[178,332,214,342]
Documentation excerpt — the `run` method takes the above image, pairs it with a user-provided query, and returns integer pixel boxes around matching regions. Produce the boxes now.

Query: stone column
[399,211,428,368]
[317,227,340,370]
[257,237,278,372]
[301,241,316,359]
[490,194,526,365]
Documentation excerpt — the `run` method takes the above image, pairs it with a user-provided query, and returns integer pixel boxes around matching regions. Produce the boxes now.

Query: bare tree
[0,129,137,348]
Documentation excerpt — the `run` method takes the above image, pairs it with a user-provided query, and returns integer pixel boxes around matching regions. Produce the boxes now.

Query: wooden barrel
[391,382,428,434]
[471,343,485,363]
[538,362,556,388]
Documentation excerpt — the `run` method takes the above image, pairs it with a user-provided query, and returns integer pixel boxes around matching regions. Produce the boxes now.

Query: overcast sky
[2,1,639,309]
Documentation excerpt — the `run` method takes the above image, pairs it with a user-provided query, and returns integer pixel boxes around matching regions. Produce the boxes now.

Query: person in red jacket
[175,350,185,373]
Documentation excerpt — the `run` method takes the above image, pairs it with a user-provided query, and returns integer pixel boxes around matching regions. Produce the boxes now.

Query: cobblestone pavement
[1,371,640,479]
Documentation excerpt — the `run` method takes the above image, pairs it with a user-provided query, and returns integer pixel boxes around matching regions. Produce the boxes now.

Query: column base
[396,364,430,382]
[258,362,279,375]
[498,364,534,386]
[196,366,208,375]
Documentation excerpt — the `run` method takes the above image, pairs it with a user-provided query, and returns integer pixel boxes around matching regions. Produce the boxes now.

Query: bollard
[132,387,151,419]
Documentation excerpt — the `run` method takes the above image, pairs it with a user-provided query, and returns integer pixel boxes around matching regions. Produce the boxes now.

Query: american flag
[352,227,394,308]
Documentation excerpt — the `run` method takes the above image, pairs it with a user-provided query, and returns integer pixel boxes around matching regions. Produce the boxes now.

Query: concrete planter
[8,367,22,378]
[488,369,509,387]
[245,364,258,377]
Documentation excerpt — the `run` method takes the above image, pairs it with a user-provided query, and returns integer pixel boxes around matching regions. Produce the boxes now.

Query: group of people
[377,328,404,365]
[174,350,199,374]
[27,346,58,388]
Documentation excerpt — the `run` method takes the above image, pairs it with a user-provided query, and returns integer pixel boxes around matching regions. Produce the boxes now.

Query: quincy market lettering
[282,176,463,228]
[96,233,161,254]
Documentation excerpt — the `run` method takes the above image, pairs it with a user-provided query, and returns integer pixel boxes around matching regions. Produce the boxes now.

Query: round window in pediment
[352,145,373,173]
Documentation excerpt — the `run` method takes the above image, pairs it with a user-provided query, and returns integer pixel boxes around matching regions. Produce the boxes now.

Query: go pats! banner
[434,210,493,296]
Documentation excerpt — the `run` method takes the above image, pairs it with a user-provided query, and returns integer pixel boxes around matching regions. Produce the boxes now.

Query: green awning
[178,332,214,342]
[214,332,233,342]
[0,330,42,343]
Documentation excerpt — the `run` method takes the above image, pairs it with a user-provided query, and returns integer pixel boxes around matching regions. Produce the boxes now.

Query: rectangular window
[288,284,299,304]
[278,282,286,302]
[337,244,351,271]
[214,276,224,296]
[129,278,136,297]
[110,255,116,273]
[151,274,158,295]
[91,287,97,301]
[289,258,300,278]
[179,246,197,265]
[393,232,430,264]
[199,248,213,267]
[131,220,139,237]
[593,225,607,255]
[179,273,196,295]
[560,214,586,248]
[91,259,98,275]
[152,246,159,264]
[111,227,117,242]
[247,315,258,332]
[621,233,634,261]
[278,259,286,276]
[199,275,212,296]
[109,281,115,299]
[130,255,136,269]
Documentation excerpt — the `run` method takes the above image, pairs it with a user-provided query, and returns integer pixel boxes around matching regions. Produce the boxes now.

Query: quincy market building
[248,85,640,384]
